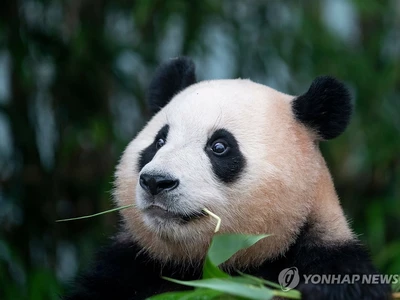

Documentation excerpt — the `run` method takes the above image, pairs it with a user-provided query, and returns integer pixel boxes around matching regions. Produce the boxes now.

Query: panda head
[114,57,353,266]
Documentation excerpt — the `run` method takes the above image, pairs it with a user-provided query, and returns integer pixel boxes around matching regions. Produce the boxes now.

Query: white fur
[114,79,354,267]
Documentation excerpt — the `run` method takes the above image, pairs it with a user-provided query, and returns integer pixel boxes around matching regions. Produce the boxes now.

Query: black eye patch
[138,124,169,171]
[205,129,246,183]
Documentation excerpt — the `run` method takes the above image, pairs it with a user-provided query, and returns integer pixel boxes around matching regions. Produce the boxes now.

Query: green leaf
[202,234,270,280]
[147,288,223,300]
[203,256,230,279]
[207,234,270,266]
[272,290,302,300]
[236,271,282,289]
[229,275,301,299]
[163,277,274,300]
[56,204,135,222]
[393,279,400,292]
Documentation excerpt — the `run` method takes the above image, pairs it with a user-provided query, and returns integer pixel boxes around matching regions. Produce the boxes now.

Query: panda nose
[139,173,179,196]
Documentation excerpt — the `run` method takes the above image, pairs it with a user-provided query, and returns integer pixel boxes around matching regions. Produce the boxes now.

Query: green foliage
[149,289,225,300]
[393,280,400,293]
[150,234,300,300]
[161,278,274,300]
[56,204,135,222]
[207,234,270,267]
[0,1,398,299]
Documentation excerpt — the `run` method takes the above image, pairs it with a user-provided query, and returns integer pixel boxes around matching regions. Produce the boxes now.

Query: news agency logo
[278,267,400,292]
[278,267,300,291]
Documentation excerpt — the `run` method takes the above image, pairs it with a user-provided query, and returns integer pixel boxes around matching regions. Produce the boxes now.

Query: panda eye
[155,138,165,149]
[211,140,228,155]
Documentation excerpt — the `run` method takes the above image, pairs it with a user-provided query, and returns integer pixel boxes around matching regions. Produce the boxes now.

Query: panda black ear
[147,57,196,114]
[292,76,353,140]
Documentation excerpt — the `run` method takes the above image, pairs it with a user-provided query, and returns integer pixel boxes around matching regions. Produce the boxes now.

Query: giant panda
[65,57,391,300]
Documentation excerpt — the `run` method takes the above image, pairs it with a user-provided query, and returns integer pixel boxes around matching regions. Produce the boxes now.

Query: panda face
[135,82,249,233]
[137,124,245,228]
[114,58,353,265]
[114,79,318,263]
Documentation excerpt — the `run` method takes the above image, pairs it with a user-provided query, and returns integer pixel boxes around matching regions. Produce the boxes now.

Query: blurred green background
[0,0,399,299]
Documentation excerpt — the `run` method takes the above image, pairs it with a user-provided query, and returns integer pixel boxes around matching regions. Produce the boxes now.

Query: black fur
[63,240,199,300]
[292,76,352,140]
[273,223,392,300]
[138,124,169,171]
[147,57,196,114]
[205,129,246,183]
[64,224,391,300]
[290,240,392,300]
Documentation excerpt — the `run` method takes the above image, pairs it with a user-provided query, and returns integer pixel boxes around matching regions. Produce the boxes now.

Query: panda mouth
[144,205,205,222]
